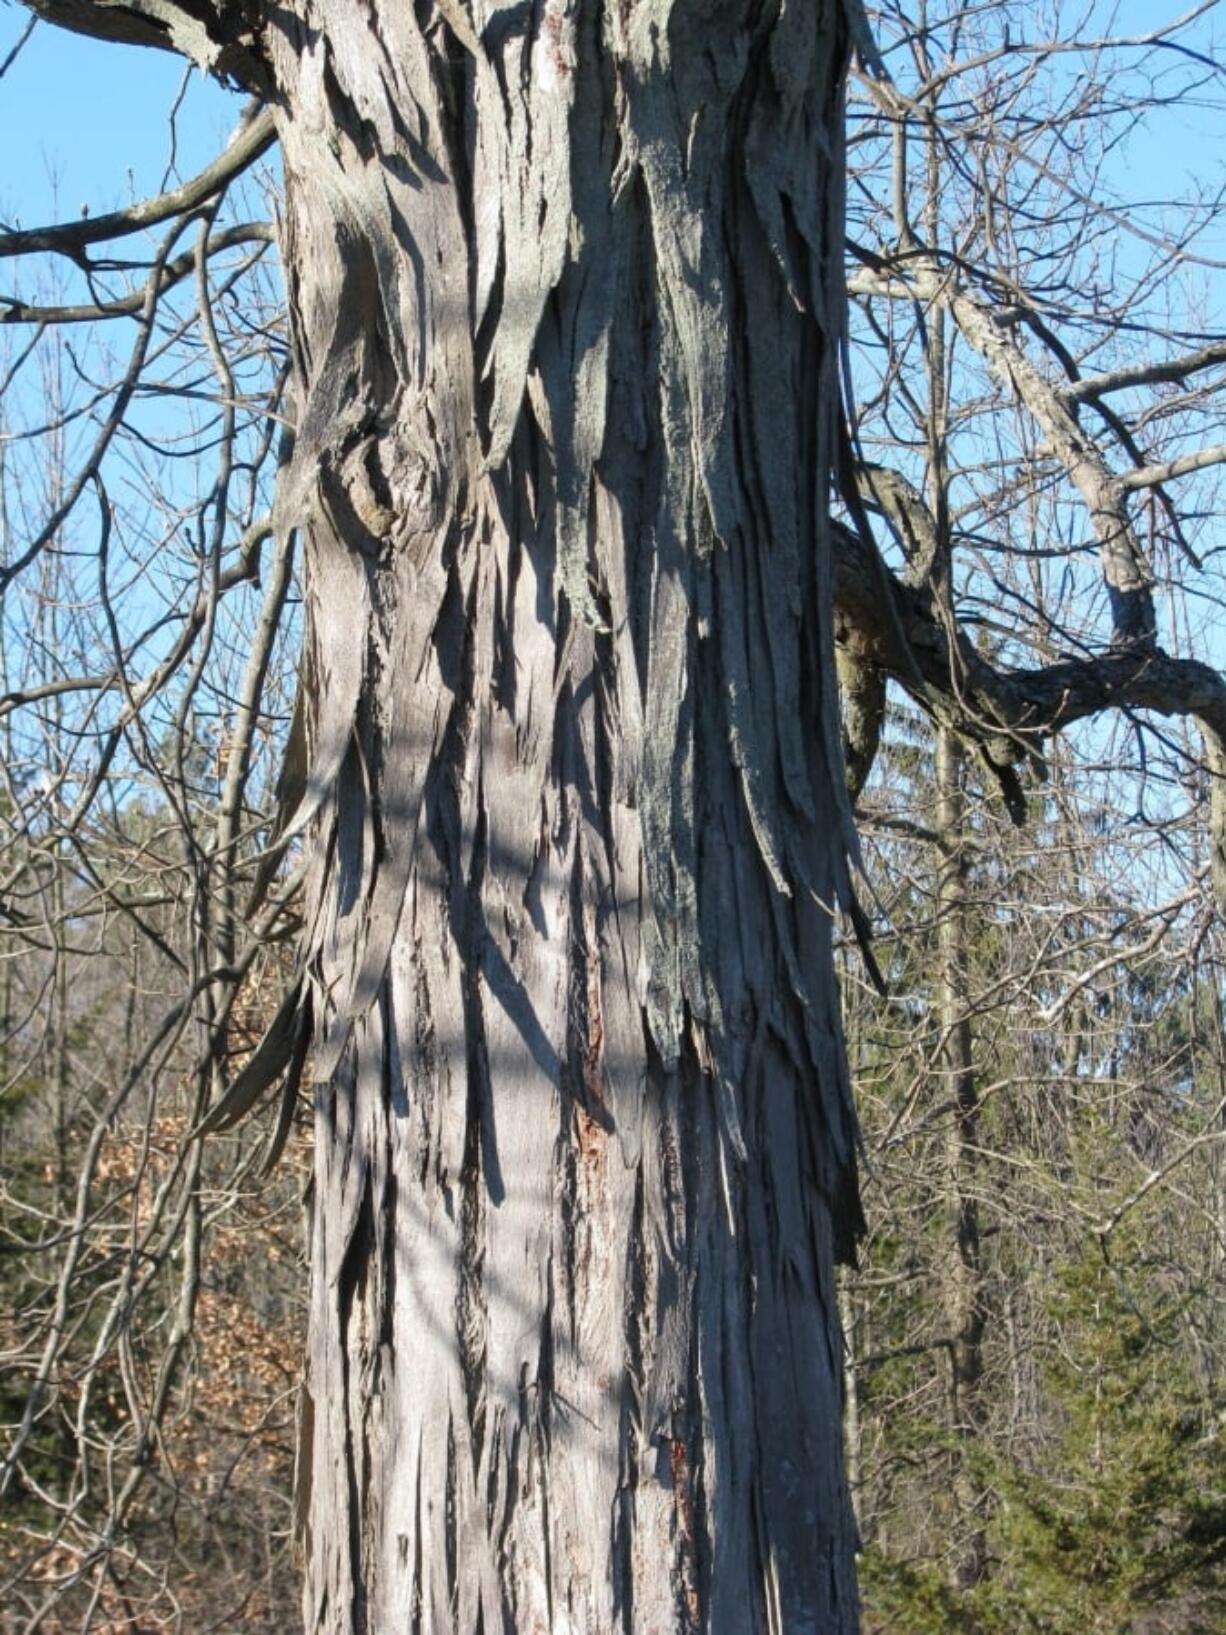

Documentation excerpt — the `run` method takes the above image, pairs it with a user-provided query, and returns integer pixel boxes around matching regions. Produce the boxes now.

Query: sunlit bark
[266,6,864,1627]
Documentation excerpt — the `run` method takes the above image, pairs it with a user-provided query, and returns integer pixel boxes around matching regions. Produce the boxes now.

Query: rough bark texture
[16,0,866,1622]
[260,3,864,1630]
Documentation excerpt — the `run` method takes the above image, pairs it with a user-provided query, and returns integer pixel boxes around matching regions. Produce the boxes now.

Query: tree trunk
[269,5,864,1629]
[23,0,867,1625]
[266,6,863,1628]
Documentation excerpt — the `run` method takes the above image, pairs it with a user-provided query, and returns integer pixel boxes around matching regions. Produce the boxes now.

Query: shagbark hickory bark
[274,7,864,1629]
[28,0,868,1628]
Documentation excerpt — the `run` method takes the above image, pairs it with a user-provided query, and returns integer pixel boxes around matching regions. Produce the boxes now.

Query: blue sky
[0,18,239,229]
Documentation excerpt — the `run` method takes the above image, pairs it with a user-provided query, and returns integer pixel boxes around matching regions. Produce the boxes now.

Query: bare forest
[1,1,1225,1631]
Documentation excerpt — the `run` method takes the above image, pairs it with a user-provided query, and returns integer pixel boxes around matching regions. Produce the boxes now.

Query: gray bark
[20,0,868,1624]
[264,5,865,1629]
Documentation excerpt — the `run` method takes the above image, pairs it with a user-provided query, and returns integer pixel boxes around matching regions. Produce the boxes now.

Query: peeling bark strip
[31,0,866,1627]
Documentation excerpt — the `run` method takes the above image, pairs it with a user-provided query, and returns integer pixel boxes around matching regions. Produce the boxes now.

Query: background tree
[837,4,1226,1629]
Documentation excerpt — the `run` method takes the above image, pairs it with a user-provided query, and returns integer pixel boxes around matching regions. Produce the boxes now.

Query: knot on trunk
[332,423,451,552]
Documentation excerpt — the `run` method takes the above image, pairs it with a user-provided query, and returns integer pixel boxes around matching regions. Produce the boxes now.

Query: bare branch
[1070,338,1226,401]
[832,517,1226,910]
[0,105,275,260]
[1120,440,1226,490]
[852,251,1159,645]
[0,223,275,324]
[0,14,37,78]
